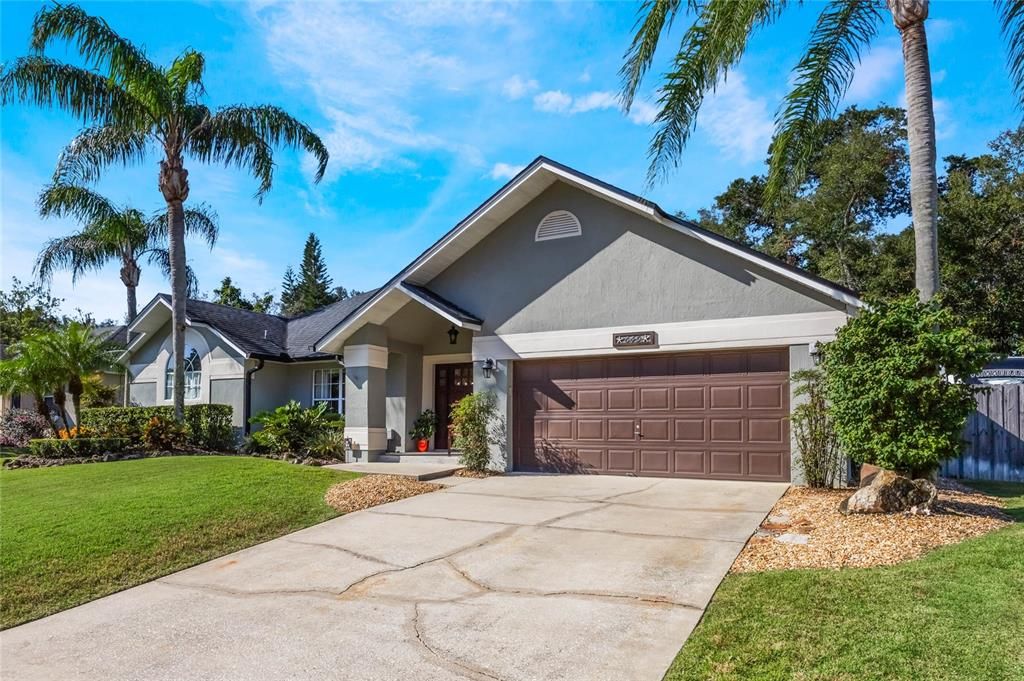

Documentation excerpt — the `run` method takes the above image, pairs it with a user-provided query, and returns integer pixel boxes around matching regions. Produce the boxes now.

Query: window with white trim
[165,345,202,400]
[535,210,582,241]
[312,368,343,414]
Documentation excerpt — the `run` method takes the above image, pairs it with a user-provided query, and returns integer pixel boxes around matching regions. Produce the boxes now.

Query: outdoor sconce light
[810,342,822,365]
[482,358,495,379]
[447,325,459,345]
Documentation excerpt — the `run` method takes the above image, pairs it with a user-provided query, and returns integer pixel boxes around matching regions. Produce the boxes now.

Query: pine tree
[280,266,299,315]
[295,233,336,313]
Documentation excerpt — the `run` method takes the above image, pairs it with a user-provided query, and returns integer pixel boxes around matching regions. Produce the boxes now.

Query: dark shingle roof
[148,291,378,362]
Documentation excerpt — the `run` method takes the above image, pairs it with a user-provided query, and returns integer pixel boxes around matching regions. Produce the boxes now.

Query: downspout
[243,357,265,435]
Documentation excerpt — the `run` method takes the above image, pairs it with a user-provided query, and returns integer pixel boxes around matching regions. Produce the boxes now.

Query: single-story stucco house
[120,157,863,483]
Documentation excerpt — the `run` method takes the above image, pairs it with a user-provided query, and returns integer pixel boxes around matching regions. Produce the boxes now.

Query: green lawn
[0,456,357,629]
[667,481,1024,681]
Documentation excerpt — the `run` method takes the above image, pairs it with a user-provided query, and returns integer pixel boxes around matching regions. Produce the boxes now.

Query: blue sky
[1,1,1019,322]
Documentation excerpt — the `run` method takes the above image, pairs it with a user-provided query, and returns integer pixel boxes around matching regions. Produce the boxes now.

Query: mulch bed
[324,474,440,513]
[2,449,236,469]
[733,478,1012,573]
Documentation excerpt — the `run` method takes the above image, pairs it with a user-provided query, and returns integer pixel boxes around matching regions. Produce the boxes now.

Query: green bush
[248,401,341,454]
[304,429,347,460]
[821,295,991,475]
[450,392,502,472]
[791,368,843,488]
[81,404,234,451]
[28,437,130,458]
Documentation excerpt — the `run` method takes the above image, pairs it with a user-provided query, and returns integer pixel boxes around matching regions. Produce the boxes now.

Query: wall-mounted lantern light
[482,358,495,379]
[447,325,459,345]
[810,342,822,365]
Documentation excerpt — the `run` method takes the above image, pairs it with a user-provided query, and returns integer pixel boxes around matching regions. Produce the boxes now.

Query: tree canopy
[211,277,275,314]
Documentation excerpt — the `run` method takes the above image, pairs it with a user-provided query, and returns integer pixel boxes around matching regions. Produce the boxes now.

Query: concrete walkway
[326,460,463,481]
[0,475,787,681]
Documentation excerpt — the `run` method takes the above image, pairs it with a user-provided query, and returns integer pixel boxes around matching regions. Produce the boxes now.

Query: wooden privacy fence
[942,383,1024,482]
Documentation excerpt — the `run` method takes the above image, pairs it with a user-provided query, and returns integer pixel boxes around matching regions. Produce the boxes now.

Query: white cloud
[627,99,660,125]
[933,69,947,85]
[488,162,525,180]
[847,41,902,102]
[697,72,774,164]
[570,91,618,113]
[502,75,538,100]
[533,90,573,113]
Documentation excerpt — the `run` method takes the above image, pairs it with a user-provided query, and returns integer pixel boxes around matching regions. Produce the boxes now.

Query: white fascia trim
[127,296,172,333]
[397,283,482,330]
[344,427,388,452]
[343,344,389,369]
[471,311,849,361]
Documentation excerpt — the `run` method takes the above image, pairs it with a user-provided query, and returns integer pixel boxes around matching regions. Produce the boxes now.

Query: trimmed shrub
[28,437,130,458]
[821,295,991,475]
[0,409,52,448]
[450,392,503,472]
[305,429,347,461]
[81,404,234,451]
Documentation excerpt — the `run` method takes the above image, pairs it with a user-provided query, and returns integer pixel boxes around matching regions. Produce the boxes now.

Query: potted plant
[409,409,436,452]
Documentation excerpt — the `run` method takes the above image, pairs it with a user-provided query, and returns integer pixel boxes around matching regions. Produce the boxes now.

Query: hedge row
[81,404,234,451]
[28,437,130,459]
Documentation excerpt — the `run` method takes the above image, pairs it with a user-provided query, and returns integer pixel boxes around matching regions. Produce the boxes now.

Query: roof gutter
[243,358,265,436]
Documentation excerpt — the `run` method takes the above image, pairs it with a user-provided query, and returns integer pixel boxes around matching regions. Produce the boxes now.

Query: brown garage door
[513,348,790,481]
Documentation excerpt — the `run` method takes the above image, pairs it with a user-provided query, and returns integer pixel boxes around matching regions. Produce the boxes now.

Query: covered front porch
[318,283,507,466]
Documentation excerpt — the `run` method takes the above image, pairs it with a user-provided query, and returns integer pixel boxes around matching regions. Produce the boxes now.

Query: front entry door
[434,363,473,450]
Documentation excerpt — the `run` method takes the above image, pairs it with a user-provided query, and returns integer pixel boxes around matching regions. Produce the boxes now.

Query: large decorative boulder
[839,469,937,515]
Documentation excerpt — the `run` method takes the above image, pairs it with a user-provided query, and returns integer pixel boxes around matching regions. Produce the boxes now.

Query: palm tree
[39,322,118,424]
[0,334,66,435]
[36,184,218,321]
[620,0,1024,302]
[0,4,329,421]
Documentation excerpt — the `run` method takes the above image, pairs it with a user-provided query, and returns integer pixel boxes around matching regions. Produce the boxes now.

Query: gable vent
[535,210,582,242]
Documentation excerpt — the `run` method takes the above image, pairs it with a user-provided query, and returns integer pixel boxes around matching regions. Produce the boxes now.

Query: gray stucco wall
[346,365,387,429]
[250,363,291,417]
[131,320,238,366]
[381,303,474,355]
[129,381,157,406]
[426,182,844,335]
[473,358,512,471]
[211,378,245,428]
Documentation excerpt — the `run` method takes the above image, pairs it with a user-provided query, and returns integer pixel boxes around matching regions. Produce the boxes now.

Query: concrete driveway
[1,475,787,681]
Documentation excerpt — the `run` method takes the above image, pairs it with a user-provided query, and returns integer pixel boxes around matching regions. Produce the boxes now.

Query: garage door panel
[673,450,707,474]
[709,451,744,476]
[607,389,636,410]
[748,384,784,409]
[607,419,637,441]
[640,450,670,474]
[513,349,789,481]
[607,449,637,472]
[576,389,604,410]
[640,419,671,441]
[709,385,743,409]
[639,387,670,410]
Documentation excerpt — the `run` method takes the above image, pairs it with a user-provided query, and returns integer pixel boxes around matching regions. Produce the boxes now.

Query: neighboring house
[119,293,376,433]
[123,157,863,482]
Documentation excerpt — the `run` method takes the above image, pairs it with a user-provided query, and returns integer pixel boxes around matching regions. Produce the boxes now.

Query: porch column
[473,358,513,471]
[344,343,389,460]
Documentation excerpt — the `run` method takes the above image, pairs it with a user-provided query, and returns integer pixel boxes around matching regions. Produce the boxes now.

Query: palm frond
[149,203,219,247]
[997,0,1024,109]
[645,0,781,185]
[37,183,117,225]
[52,124,148,185]
[620,0,692,110]
[764,0,883,205]
[0,56,144,124]
[190,105,329,197]
[166,49,206,103]
[147,249,199,296]
[30,3,167,110]
[34,233,116,283]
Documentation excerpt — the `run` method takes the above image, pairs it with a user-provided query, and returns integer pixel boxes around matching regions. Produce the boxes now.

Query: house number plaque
[612,331,658,348]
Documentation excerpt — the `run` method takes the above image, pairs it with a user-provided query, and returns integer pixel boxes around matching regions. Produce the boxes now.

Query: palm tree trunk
[159,155,190,423]
[120,258,141,322]
[889,1,939,301]
[34,391,59,436]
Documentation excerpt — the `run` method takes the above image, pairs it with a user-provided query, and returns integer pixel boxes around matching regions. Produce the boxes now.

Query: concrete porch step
[326,461,463,481]
[376,454,462,465]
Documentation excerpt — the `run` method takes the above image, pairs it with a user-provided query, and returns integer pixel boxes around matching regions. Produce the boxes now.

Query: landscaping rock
[776,532,810,545]
[839,469,937,515]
